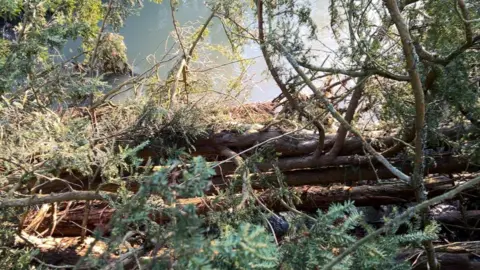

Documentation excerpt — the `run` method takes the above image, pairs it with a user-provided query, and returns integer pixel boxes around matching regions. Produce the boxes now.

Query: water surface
[86,0,338,102]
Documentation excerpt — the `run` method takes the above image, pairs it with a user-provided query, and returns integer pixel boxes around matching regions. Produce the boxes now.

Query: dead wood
[191,125,472,158]
[22,176,464,236]
[29,155,470,196]
[409,252,480,270]
[434,210,480,226]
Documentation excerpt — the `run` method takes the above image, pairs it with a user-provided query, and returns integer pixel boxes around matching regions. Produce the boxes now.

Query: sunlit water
[66,0,337,103]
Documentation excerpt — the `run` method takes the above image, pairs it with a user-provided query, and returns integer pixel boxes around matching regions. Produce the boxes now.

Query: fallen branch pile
[5,123,480,268]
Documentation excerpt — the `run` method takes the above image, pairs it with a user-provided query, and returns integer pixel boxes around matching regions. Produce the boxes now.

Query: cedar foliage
[1,0,480,269]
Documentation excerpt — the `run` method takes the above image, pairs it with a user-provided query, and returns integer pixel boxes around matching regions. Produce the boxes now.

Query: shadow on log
[409,253,480,270]
[435,210,480,225]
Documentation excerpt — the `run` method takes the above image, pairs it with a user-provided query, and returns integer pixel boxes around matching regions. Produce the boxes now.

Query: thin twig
[88,0,114,75]
[264,216,279,246]
[170,0,187,57]
[167,10,216,111]
[217,146,250,209]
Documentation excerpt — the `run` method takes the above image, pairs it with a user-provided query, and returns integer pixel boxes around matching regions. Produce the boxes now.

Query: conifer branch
[297,61,410,81]
[323,175,480,270]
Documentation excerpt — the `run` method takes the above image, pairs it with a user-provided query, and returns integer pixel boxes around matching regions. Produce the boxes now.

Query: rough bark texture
[410,253,480,270]
[434,210,480,225]
[29,155,470,195]
[192,125,472,157]
[386,0,439,267]
[23,176,464,236]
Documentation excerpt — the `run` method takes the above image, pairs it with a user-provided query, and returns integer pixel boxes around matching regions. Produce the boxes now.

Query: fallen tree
[19,175,468,236]
[24,154,471,196]
[192,125,472,159]
[2,0,480,268]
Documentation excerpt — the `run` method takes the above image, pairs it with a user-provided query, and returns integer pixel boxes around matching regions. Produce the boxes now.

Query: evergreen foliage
[280,201,439,270]
[1,0,479,269]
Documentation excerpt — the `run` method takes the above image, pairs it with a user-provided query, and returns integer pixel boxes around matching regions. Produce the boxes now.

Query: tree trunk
[30,155,470,195]
[23,176,462,236]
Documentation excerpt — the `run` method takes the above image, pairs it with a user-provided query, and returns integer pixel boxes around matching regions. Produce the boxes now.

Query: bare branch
[170,0,187,57]
[381,126,416,157]
[455,0,473,43]
[188,11,216,58]
[32,257,75,269]
[256,0,326,156]
[454,0,480,25]
[211,125,304,170]
[327,78,365,157]
[0,191,115,208]
[386,0,437,268]
[168,58,186,110]
[168,10,216,110]
[217,146,250,209]
[297,61,410,81]
[414,35,480,65]
[89,0,114,75]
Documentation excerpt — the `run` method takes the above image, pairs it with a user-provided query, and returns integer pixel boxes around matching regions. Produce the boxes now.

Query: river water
[70,0,337,103]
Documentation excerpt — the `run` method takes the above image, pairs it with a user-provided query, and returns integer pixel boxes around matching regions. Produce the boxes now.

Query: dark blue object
[267,215,290,238]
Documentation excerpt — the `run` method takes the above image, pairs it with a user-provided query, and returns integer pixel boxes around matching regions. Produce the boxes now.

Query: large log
[400,241,480,270]
[409,253,480,270]
[435,210,480,225]
[188,125,474,172]
[23,177,457,236]
[210,155,469,191]
[31,155,470,196]
[191,125,471,158]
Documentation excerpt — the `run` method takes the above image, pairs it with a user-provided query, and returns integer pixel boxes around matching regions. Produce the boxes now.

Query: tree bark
[434,210,480,225]
[385,0,438,268]
[327,79,365,158]
[0,191,115,208]
[408,253,480,270]
[191,125,474,159]
[27,156,470,196]
[22,176,462,236]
